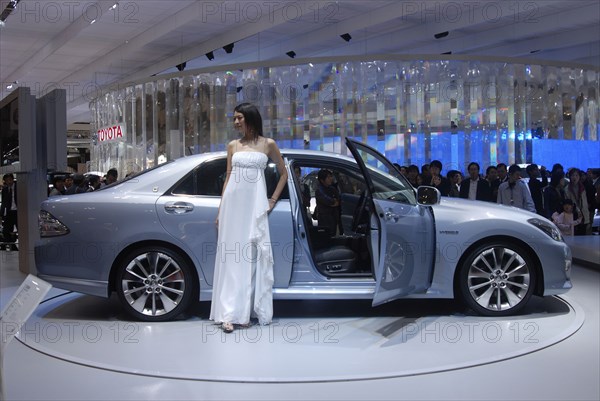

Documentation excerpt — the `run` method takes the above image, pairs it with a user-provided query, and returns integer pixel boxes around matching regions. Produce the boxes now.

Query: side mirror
[417,186,441,205]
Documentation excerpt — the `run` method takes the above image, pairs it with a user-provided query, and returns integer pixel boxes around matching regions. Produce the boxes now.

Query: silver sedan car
[35,139,572,321]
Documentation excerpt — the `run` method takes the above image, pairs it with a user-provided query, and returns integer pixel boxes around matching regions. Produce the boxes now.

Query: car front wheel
[458,242,536,316]
[116,246,196,321]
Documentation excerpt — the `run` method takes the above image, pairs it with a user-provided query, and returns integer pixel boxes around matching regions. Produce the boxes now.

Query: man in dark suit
[496,163,508,184]
[315,169,341,236]
[526,163,548,216]
[459,162,492,202]
[428,160,451,196]
[1,173,18,243]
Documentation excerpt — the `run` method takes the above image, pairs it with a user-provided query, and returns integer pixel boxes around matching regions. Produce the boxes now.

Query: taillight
[39,210,69,237]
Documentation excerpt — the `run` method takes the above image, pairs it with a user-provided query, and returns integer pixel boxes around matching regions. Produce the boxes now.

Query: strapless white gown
[209,151,274,325]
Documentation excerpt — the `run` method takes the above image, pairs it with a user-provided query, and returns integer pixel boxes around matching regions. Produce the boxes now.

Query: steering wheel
[351,191,370,233]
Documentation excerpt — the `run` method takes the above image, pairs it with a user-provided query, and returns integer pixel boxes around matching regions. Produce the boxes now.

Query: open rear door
[345,138,435,306]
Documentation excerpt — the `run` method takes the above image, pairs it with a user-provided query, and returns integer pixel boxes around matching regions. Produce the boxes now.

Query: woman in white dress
[210,103,288,333]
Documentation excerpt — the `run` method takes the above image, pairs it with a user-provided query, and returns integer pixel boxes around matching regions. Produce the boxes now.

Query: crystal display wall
[90,57,599,176]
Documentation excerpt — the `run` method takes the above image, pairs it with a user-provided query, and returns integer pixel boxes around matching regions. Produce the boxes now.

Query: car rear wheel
[458,242,536,316]
[116,246,196,321]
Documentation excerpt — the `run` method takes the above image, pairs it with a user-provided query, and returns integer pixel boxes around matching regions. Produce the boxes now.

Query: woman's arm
[267,138,288,211]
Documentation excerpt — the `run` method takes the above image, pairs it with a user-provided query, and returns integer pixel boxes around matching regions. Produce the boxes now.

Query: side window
[292,162,366,198]
[171,157,288,198]
[171,158,226,196]
[197,159,227,196]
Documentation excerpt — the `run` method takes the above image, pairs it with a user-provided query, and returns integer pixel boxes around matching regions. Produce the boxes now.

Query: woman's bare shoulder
[226,140,239,150]
[265,137,278,148]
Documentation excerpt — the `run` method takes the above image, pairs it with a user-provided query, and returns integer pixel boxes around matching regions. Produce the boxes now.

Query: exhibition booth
[89,55,599,177]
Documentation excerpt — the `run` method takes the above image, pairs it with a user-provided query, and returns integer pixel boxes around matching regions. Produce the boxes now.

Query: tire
[458,241,536,316]
[115,245,196,322]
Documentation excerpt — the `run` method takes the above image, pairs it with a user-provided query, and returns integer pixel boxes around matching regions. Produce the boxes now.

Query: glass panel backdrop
[90,58,599,176]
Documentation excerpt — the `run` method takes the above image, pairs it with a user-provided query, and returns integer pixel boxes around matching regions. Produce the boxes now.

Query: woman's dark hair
[234,103,263,139]
[446,169,461,180]
[551,163,564,174]
[562,198,579,219]
[550,171,565,188]
[567,168,584,195]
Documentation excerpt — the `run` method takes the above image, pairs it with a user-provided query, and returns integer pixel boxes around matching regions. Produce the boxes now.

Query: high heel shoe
[222,322,234,333]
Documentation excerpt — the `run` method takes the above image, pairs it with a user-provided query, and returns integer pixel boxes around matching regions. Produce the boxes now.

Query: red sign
[97,124,126,142]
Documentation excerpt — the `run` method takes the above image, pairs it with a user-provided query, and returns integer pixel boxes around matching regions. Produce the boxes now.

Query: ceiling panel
[0,0,597,123]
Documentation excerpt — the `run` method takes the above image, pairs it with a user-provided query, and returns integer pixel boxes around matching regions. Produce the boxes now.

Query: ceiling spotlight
[434,31,449,39]
[0,0,21,23]
[340,33,352,42]
[206,51,214,61]
[176,62,187,71]
[223,43,234,53]
[286,51,296,58]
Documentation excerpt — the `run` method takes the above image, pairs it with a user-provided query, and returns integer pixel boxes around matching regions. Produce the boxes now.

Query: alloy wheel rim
[467,247,530,312]
[121,252,185,316]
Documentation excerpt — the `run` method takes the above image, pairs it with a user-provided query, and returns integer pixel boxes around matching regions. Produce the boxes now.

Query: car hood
[432,197,541,223]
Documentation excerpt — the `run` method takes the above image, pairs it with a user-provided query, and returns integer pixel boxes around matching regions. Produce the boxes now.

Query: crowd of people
[395,161,600,236]
[47,168,118,196]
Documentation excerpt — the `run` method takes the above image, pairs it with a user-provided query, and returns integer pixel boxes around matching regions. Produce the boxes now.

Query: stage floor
[1,248,599,400]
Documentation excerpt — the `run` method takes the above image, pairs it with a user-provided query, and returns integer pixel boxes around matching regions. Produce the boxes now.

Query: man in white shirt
[497,164,536,212]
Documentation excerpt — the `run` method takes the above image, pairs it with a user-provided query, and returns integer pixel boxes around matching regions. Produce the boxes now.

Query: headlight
[528,218,562,241]
[39,210,70,237]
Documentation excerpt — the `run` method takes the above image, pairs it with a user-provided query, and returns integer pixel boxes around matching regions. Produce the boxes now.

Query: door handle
[164,202,194,214]
[384,209,400,222]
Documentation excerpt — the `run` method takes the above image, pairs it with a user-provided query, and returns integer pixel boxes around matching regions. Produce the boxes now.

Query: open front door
[345,138,435,306]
